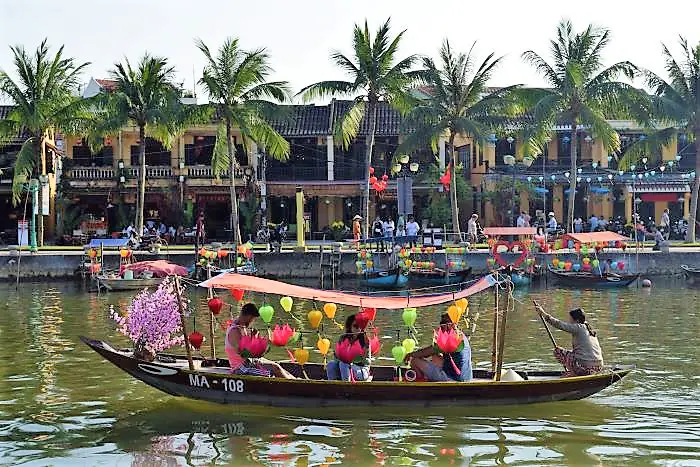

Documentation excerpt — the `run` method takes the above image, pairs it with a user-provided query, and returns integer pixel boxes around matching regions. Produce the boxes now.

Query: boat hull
[410,268,472,286]
[95,276,164,291]
[681,264,700,284]
[81,337,632,408]
[548,268,639,288]
[360,268,409,289]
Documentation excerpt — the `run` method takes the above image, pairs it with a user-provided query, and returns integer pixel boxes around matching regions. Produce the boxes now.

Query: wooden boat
[360,267,409,289]
[410,267,472,286]
[681,264,700,284]
[95,275,164,291]
[80,336,632,407]
[548,267,639,288]
[510,271,532,287]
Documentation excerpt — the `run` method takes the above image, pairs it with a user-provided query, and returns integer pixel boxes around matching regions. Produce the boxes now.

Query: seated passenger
[536,305,604,377]
[326,314,370,381]
[404,313,473,382]
[225,303,295,379]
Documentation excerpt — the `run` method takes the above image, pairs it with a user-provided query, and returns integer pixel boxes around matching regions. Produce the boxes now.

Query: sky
[2,0,699,103]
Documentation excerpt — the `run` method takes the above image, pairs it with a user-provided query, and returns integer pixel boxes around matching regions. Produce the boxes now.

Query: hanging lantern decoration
[280,296,294,313]
[439,162,452,191]
[317,337,331,356]
[238,334,269,358]
[271,324,295,346]
[323,303,337,319]
[258,304,275,324]
[362,307,377,322]
[207,297,224,315]
[369,167,375,175]
[391,345,407,365]
[229,289,245,301]
[447,305,461,324]
[402,338,417,353]
[435,328,464,354]
[307,309,323,329]
[369,331,381,356]
[187,331,204,350]
[293,347,309,365]
[402,308,417,327]
[369,175,378,185]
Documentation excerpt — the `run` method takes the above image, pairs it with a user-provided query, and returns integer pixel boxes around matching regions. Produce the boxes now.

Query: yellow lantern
[294,348,309,365]
[323,303,337,319]
[120,249,129,258]
[317,337,331,355]
[447,305,460,324]
[455,298,468,313]
[307,309,323,329]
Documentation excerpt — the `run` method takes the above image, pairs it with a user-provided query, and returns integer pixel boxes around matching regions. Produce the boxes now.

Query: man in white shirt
[547,212,558,234]
[406,216,419,236]
[589,215,599,232]
[516,213,526,228]
[382,218,395,238]
[661,209,670,239]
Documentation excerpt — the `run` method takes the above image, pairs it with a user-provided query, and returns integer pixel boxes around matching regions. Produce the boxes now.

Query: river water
[0,279,698,466]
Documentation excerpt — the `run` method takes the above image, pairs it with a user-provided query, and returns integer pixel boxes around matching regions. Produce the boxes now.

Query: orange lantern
[323,303,337,319]
[307,309,323,329]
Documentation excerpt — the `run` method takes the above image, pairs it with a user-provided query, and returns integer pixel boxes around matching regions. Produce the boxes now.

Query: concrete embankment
[1,247,699,280]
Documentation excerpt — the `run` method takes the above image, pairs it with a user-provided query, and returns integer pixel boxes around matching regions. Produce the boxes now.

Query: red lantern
[229,288,245,301]
[187,331,204,350]
[208,297,224,315]
[362,307,377,321]
[369,176,378,185]
[354,312,370,330]
[381,174,389,181]
[220,318,233,331]
[369,167,375,175]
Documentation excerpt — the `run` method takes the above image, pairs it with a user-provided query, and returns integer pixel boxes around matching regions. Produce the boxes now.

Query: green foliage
[482,178,536,225]
[0,39,91,204]
[419,164,471,227]
[183,200,194,227]
[238,195,260,236]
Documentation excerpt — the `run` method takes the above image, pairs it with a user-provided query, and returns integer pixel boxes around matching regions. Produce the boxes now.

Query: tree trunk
[363,100,378,238]
[135,125,146,237]
[226,120,241,255]
[567,123,578,233]
[448,132,461,236]
[33,136,43,247]
[688,128,700,242]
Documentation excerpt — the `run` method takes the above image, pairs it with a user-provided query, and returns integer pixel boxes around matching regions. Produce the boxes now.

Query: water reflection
[0,281,698,465]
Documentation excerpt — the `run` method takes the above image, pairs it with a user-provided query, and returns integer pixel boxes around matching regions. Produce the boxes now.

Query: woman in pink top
[225,303,295,378]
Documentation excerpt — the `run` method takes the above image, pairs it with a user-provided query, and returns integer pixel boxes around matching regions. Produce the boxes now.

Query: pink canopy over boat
[563,232,629,244]
[198,273,499,309]
[123,260,188,278]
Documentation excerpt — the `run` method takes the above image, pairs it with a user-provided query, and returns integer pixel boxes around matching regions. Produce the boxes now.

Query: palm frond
[334,100,366,149]
[212,123,230,178]
[617,126,677,170]
[298,80,357,102]
[11,137,37,204]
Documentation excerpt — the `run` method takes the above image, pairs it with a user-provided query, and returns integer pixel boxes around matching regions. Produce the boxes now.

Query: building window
[131,138,170,166]
[185,136,215,165]
[72,142,113,167]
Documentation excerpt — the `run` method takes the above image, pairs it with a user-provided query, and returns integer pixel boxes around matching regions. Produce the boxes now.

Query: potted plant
[330,220,346,241]
[110,277,185,361]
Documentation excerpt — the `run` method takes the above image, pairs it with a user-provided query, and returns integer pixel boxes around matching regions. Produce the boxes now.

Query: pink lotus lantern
[435,328,464,354]
[334,339,366,364]
[238,334,269,358]
[617,261,625,271]
[270,324,295,347]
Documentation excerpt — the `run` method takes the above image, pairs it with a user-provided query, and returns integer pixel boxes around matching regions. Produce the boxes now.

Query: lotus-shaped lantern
[435,328,464,354]
[334,339,367,364]
[369,331,381,356]
[270,324,295,347]
[238,334,269,358]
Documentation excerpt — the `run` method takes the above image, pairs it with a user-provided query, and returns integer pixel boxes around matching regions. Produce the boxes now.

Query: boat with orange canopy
[81,273,632,407]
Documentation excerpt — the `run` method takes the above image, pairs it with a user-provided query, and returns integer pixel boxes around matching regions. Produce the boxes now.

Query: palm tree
[400,39,520,234]
[0,39,90,245]
[522,20,646,232]
[106,55,189,238]
[196,38,290,251]
[298,18,421,236]
[621,38,700,242]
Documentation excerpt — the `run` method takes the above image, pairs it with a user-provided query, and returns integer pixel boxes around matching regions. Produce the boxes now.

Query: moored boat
[548,267,639,288]
[95,276,165,291]
[410,267,472,286]
[80,336,632,407]
[95,260,188,292]
[680,264,700,284]
[360,267,409,289]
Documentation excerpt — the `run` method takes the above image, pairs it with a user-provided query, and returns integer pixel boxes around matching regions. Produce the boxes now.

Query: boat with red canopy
[547,232,640,288]
[81,273,632,407]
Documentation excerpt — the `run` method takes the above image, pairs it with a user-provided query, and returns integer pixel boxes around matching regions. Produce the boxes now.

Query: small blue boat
[410,268,472,286]
[510,272,532,287]
[360,268,409,289]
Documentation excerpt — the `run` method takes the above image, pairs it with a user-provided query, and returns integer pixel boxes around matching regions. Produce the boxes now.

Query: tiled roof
[95,79,118,92]
[330,100,402,136]
[269,105,330,137]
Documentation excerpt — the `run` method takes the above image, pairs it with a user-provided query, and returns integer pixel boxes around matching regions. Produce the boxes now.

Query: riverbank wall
[1,248,699,281]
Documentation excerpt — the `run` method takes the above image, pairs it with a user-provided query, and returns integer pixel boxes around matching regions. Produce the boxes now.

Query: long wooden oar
[532,300,557,348]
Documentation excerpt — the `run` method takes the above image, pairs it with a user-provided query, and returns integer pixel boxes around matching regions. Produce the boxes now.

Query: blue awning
[534,187,549,194]
[88,238,130,249]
